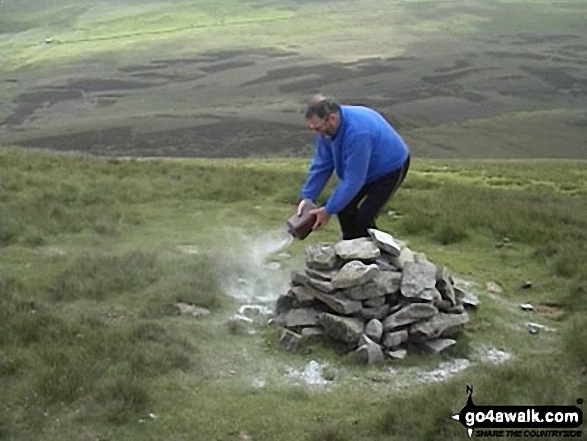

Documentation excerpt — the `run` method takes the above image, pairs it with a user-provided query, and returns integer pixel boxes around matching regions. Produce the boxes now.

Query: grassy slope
[1,147,586,440]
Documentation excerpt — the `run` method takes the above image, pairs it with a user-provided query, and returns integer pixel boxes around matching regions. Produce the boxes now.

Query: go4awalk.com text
[452,386,583,438]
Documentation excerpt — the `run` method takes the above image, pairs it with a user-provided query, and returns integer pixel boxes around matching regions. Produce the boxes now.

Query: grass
[1,147,586,440]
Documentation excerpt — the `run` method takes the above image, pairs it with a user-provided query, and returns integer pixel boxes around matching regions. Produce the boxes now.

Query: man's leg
[356,157,410,235]
[337,187,369,240]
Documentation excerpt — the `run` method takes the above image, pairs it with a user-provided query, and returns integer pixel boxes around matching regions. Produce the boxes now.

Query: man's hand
[310,207,330,231]
[297,198,313,216]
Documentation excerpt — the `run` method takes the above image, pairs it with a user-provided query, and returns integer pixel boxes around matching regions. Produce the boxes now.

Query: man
[298,94,410,240]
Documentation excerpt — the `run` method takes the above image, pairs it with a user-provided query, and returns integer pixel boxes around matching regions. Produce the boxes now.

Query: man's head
[304,94,341,138]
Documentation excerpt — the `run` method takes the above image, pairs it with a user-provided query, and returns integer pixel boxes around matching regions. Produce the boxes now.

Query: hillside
[1,148,586,440]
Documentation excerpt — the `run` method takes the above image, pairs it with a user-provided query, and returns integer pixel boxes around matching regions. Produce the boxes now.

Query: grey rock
[354,339,385,365]
[278,329,302,351]
[375,270,402,295]
[383,303,438,331]
[332,261,379,289]
[365,319,384,343]
[301,327,324,340]
[305,243,338,270]
[368,228,402,256]
[446,304,466,314]
[374,258,397,271]
[358,333,372,347]
[290,285,316,305]
[308,278,335,293]
[401,261,442,302]
[436,299,452,312]
[275,292,296,315]
[305,267,337,282]
[382,330,409,348]
[409,312,470,341]
[454,287,481,308]
[419,338,456,354]
[364,296,386,308]
[359,304,390,321]
[520,303,534,311]
[346,271,404,301]
[293,271,335,293]
[393,247,415,270]
[342,280,381,300]
[388,301,407,315]
[313,291,362,315]
[436,266,456,305]
[279,308,320,328]
[335,238,380,261]
[290,270,308,286]
[387,349,407,360]
[319,313,365,345]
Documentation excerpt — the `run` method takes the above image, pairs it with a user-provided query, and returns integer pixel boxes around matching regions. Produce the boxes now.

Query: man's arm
[300,138,334,202]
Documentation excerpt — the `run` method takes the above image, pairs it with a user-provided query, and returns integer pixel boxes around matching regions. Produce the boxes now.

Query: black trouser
[337,156,410,240]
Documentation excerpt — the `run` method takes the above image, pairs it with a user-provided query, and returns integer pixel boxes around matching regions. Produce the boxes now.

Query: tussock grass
[378,382,463,440]
[49,250,159,301]
[1,147,587,440]
[1,273,199,426]
[141,253,227,317]
[0,148,304,246]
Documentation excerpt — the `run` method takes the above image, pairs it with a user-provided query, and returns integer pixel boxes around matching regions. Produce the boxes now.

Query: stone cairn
[274,229,480,365]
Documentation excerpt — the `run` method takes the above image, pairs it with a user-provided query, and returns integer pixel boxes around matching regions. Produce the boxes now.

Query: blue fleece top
[301,105,409,215]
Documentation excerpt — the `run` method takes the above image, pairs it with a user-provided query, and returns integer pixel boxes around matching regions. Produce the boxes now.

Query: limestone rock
[374,258,396,271]
[305,243,338,270]
[289,285,316,305]
[334,237,380,261]
[383,303,438,331]
[365,319,384,343]
[359,304,390,321]
[305,267,337,282]
[301,327,324,340]
[409,312,470,341]
[419,338,456,354]
[364,296,386,308]
[382,330,409,348]
[455,287,480,308]
[332,261,379,289]
[401,261,442,302]
[279,307,320,328]
[387,349,407,360]
[436,266,456,305]
[279,329,302,351]
[293,270,335,293]
[392,246,415,270]
[275,292,296,315]
[342,280,379,300]
[375,270,402,295]
[313,291,362,315]
[354,337,385,365]
[319,313,364,345]
[368,228,402,256]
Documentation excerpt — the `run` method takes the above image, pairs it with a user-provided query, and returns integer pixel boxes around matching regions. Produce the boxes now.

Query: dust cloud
[220,228,294,313]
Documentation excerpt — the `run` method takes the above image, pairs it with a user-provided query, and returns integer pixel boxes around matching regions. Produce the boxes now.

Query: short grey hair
[304,94,340,119]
